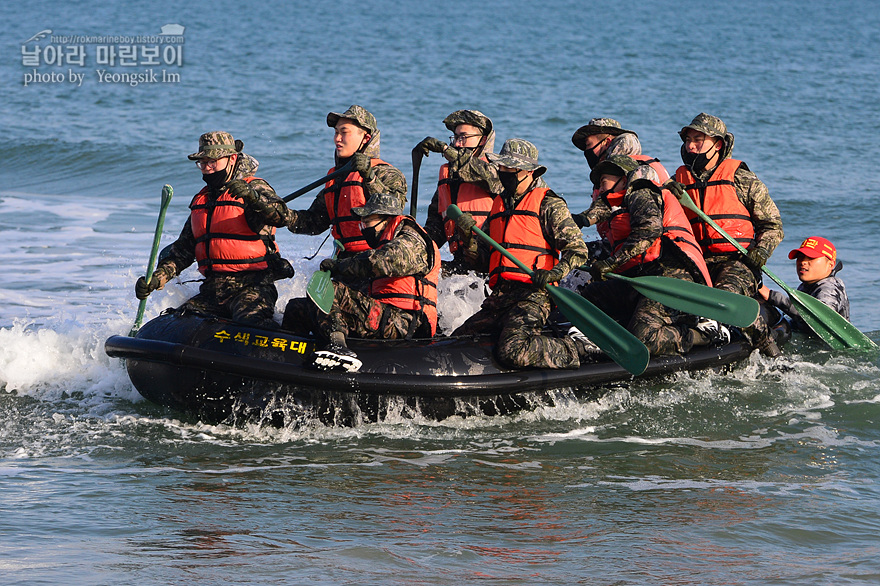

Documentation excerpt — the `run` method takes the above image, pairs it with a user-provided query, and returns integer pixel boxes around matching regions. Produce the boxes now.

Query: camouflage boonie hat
[679,113,727,140]
[590,154,641,186]
[442,109,491,134]
[353,192,406,217]
[571,118,637,151]
[326,104,378,135]
[187,131,242,160]
[486,138,546,177]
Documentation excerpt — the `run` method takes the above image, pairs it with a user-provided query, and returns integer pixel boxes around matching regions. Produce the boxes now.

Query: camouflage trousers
[580,264,700,357]
[452,281,581,369]
[706,256,773,346]
[181,271,279,329]
[282,282,428,342]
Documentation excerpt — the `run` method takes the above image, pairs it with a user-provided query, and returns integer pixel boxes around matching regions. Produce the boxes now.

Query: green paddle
[446,204,650,376]
[605,273,759,328]
[283,160,354,203]
[307,240,344,314]
[675,190,876,350]
[130,184,173,336]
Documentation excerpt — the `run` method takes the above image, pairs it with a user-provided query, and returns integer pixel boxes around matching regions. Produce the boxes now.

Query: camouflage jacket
[766,275,850,327]
[591,185,664,272]
[286,129,406,235]
[155,154,288,280]
[472,185,589,279]
[333,217,433,282]
[424,146,501,247]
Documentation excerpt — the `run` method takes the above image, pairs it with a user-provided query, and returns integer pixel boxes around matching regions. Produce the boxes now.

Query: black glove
[135,272,167,300]
[571,212,590,229]
[454,211,477,235]
[226,179,258,203]
[319,258,337,273]
[351,152,372,179]
[589,259,614,282]
[746,247,769,269]
[663,180,687,200]
[416,136,447,157]
[531,266,566,288]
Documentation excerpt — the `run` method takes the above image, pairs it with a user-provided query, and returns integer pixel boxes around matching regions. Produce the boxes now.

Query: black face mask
[584,148,602,169]
[680,144,716,174]
[202,169,227,190]
[362,224,384,249]
[498,170,523,194]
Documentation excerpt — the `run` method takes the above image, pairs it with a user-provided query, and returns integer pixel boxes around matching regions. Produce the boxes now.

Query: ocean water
[2,0,880,583]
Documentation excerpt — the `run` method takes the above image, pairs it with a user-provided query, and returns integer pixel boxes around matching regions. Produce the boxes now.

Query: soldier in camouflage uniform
[451,139,594,370]
[578,155,724,356]
[282,176,440,372]
[569,117,670,229]
[418,109,500,274]
[668,113,784,356]
[135,131,292,329]
[285,105,407,259]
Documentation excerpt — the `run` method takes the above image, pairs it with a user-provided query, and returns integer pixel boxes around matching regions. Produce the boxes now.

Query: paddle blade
[307,270,334,314]
[609,274,760,328]
[789,289,877,350]
[548,285,650,376]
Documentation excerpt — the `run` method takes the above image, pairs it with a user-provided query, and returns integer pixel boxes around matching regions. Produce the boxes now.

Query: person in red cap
[758,236,850,331]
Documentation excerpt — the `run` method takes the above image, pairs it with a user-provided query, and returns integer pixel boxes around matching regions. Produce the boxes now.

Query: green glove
[351,152,372,179]
[531,266,566,288]
[571,212,590,229]
[589,259,615,282]
[746,246,769,269]
[663,180,687,200]
[226,179,258,203]
[416,136,447,157]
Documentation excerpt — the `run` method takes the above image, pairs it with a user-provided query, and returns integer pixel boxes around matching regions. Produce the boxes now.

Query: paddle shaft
[676,189,876,349]
[130,185,173,336]
[283,160,354,203]
[445,204,650,376]
[410,148,422,218]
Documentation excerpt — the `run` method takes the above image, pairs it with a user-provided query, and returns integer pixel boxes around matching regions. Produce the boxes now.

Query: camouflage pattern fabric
[180,271,279,329]
[285,123,408,237]
[453,186,589,369]
[705,255,774,346]
[424,110,499,256]
[155,153,289,280]
[579,257,702,356]
[326,104,378,135]
[187,130,241,160]
[152,151,289,329]
[453,281,582,369]
[282,218,434,340]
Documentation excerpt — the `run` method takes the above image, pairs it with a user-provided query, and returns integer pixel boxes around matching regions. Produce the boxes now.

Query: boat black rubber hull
[105,312,783,424]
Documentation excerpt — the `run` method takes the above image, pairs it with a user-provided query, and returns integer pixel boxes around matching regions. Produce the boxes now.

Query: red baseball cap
[788,236,836,261]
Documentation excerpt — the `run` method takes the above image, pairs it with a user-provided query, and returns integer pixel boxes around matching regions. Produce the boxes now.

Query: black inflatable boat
[105,310,788,425]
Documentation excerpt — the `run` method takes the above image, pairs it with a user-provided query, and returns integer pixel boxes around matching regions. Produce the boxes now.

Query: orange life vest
[632,153,670,184]
[190,176,278,275]
[323,158,389,253]
[600,185,712,285]
[675,159,755,254]
[437,162,494,251]
[369,216,440,335]
[487,187,557,288]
